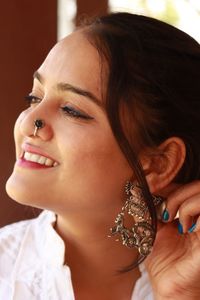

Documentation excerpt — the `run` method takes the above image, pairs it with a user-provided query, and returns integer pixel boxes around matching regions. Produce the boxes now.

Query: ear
[140,137,186,194]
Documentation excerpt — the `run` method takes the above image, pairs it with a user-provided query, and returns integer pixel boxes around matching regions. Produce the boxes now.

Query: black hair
[81,12,200,269]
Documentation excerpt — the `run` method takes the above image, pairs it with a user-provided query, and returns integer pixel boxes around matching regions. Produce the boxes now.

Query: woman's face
[6,31,132,217]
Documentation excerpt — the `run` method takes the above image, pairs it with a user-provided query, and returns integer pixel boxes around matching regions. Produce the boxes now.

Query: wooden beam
[0,0,57,226]
[75,0,108,25]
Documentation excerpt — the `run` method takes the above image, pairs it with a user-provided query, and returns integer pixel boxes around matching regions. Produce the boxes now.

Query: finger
[194,216,200,232]
[178,195,200,233]
[163,181,200,222]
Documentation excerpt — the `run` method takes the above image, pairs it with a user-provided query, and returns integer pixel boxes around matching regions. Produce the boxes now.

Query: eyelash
[25,95,41,105]
[24,95,93,120]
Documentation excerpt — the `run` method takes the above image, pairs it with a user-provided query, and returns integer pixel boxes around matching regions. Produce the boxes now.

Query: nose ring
[33,119,45,136]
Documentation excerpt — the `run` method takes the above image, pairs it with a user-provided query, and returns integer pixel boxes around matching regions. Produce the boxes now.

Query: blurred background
[0,0,199,226]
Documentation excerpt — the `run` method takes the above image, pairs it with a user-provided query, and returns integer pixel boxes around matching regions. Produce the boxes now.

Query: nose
[19,105,53,141]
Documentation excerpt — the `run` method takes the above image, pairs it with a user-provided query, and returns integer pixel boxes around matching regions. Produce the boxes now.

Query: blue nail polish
[178,222,183,234]
[162,209,169,222]
[188,223,196,233]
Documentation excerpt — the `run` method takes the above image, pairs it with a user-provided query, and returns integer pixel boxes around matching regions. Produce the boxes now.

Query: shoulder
[0,210,54,241]
[0,216,35,276]
[0,212,42,247]
[0,216,34,237]
[0,216,35,251]
[0,210,52,278]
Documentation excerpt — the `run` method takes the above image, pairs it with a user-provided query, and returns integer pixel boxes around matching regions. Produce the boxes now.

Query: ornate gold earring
[108,181,165,259]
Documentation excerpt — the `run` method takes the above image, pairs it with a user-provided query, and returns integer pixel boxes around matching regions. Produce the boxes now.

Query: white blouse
[0,210,153,299]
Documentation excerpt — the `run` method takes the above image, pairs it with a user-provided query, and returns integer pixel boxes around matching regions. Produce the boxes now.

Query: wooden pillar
[0,0,57,226]
[75,0,108,25]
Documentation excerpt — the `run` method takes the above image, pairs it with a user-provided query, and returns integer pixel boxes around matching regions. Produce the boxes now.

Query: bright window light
[109,0,200,42]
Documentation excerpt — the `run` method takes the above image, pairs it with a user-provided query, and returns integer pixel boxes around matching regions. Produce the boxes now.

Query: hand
[145,181,200,300]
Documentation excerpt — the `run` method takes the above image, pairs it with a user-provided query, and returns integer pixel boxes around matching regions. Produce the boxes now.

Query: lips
[20,143,58,168]
[23,151,58,167]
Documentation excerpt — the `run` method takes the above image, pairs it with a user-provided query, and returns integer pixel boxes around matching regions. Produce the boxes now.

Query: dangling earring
[108,181,165,258]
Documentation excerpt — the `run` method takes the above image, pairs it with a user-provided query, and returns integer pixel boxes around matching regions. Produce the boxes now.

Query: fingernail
[188,223,196,233]
[178,222,183,234]
[162,209,169,222]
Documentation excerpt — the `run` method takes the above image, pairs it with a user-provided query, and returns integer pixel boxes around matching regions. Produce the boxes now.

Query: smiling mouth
[22,151,58,167]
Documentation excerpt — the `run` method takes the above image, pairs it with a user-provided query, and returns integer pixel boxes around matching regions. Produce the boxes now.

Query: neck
[54,212,141,298]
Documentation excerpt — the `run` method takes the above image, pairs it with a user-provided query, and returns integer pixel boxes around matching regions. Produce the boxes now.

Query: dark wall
[76,0,108,24]
[0,0,108,227]
[0,1,57,227]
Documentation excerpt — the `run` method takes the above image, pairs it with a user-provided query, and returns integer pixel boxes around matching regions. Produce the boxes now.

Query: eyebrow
[33,71,102,108]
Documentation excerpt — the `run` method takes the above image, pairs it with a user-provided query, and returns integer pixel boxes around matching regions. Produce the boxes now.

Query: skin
[6,30,200,299]
[145,181,200,300]
[6,31,140,300]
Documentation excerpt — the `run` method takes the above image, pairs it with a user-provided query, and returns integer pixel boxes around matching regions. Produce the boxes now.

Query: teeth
[24,152,32,161]
[31,154,40,163]
[23,152,57,167]
[38,156,46,165]
[45,158,53,167]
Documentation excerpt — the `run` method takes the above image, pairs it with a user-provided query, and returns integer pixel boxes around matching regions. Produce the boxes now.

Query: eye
[61,105,93,120]
[25,95,41,106]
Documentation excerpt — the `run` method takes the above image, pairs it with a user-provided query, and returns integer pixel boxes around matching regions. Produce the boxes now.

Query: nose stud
[33,119,45,136]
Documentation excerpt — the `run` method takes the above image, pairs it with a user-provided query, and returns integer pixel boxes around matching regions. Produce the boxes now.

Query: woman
[1,12,200,299]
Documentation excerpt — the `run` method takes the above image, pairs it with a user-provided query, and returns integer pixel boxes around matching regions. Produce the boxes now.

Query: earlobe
[142,137,186,194]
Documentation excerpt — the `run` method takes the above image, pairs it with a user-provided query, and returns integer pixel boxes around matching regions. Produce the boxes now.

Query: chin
[6,174,46,209]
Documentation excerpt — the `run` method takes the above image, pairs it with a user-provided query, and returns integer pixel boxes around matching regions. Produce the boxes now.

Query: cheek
[55,130,132,211]
[59,127,129,179]
[13,112,26,156]
[14,110,27,134]
[14,115,21,139]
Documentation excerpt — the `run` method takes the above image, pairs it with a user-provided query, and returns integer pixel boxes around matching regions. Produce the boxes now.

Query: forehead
[37,30,102,99]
